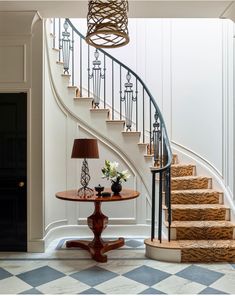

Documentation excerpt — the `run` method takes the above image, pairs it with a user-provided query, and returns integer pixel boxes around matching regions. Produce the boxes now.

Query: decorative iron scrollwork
[121,72,137,131]
[89,49,105,108]
[60,20,73,74]
[152,111,161,166]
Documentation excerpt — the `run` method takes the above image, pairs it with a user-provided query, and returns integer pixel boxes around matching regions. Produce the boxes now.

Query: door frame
[0,89,30,250]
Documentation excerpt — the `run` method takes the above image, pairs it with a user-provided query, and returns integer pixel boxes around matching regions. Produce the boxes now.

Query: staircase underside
[145,155,235,263]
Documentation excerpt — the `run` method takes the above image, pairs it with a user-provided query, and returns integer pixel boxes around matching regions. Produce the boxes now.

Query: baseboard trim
[44,224,151,250]
[28,239,45,252]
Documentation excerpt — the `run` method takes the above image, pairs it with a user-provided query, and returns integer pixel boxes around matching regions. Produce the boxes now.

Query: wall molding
[45,219,68,233]
[172,140,223,177]
[43,224,151,249]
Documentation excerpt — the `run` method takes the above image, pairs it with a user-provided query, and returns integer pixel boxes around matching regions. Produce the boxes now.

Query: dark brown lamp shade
[71,138,99,159]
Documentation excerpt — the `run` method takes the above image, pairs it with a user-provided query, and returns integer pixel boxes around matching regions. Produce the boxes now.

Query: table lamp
[71,138,99,196]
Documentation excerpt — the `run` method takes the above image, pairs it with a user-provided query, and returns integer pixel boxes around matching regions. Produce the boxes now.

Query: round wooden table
[55,188,139,262]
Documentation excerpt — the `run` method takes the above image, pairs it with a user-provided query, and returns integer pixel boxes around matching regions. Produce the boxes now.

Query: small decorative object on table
[101,160,130,195]
[95,184,104,196]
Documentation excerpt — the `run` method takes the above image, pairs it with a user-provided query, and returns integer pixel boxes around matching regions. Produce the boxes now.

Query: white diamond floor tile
[36,276,90,294]
[95,275,148,294]
[152,275,206,294]
[0,276,32,294]
[145,259,191,274]
[210,272,235,294]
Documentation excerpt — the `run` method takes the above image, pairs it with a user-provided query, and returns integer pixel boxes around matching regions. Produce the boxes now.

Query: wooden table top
[55,188,140,202]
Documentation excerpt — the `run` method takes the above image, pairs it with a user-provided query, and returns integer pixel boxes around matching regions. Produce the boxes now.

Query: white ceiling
[0,1,235,19]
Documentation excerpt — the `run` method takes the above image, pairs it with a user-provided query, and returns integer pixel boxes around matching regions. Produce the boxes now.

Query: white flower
[101,160,130,183]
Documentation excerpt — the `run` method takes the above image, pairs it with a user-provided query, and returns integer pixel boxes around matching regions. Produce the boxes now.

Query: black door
[0,93,27,251]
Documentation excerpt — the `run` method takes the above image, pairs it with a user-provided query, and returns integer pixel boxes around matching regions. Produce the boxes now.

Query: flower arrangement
[101,160,130,184]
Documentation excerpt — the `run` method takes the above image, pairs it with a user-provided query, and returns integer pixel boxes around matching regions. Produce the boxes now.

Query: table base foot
[66,238,125,262]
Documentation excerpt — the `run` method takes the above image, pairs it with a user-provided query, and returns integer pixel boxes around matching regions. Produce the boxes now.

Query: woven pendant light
[86,0,129,49]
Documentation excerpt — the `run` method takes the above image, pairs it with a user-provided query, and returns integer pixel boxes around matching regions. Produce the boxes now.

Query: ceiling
[0,1,235,20]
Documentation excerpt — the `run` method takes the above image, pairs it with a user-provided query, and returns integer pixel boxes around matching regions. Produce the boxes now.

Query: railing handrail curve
[66,18,172,172]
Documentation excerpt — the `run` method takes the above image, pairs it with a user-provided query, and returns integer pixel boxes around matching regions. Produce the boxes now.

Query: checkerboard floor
[0,238,234,294]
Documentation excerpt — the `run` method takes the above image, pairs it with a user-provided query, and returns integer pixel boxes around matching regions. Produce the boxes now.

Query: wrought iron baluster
[88,45,90,97]
[160,127,163,167]
[53,18,55,48]
[163,135,168,167]
[151,171,156,241]
[103,54,106,108]
[167,167,171,242]
[60,20,73,75]
[88,49,105,108]
[112,60,114,119]
[72,30,74,86]
[80,36,83,97]
[59,18,61,61]
[164,166,171,242]
[120,66,122,120]
[158,171,163,243]
[135,78,138,131]
[142,87,145,143]
[121,72,137,131]
[153,111,161,167]
[149,100,152,154]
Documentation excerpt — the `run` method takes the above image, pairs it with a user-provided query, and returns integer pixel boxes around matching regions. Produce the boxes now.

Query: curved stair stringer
[45,20,153,210]
[172,142,235,222]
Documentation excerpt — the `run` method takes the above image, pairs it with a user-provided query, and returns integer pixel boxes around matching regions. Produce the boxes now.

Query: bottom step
[145,239,235,263]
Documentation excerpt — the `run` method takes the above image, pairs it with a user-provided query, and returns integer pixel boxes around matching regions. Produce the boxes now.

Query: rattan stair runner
[145,154,235,262]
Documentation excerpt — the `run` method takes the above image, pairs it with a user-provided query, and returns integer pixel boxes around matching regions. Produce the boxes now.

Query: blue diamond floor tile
[19,288,43,294]
[125,239,144,248]
[70,266,118,286]
[176,265,224,286]
[123,265,171,286]
[79,288,105,294]
[139,287,166,294]
[199,287,228,294]
[17,266,65,287]
[0,267,12,280]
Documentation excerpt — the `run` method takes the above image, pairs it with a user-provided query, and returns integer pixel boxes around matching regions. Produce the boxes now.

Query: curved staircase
[48,18,235,263]
[145,155,235,262]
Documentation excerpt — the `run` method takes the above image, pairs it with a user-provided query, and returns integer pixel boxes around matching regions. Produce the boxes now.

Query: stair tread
[171,189,222,194]
[171,164,195,168]
[90,108,109,112]
[122,131,141,135]
[166,220,235,228]
[74,97,93,100]
[145,239,235,249]
[67,86,78,89]
[172,176,211,180]
[164,204,229,210]
[106,120,125,123]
